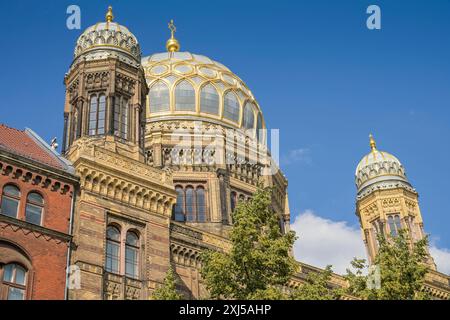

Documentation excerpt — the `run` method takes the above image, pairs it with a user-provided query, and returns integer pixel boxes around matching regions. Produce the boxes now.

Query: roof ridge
[0,123,25,133]
[24,128,75,174]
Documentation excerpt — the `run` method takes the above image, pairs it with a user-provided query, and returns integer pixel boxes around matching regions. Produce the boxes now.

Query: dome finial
[369,133,377,151]
[106,6,114,23]
[166,19,180,53]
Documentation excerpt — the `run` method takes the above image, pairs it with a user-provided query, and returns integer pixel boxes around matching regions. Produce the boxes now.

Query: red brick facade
[0,126,77,300]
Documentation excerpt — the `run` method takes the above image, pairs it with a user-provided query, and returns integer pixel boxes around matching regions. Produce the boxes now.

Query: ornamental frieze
[85,71,109,90]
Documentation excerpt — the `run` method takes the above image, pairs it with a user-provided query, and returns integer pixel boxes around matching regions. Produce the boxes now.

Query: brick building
[0,125,78,300]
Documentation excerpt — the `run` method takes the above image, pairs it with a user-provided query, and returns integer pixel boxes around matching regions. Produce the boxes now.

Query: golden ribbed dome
[141,52,266,142]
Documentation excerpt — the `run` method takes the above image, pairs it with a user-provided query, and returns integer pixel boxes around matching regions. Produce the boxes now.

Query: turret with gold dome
[355,134,413,200]
[355,134,436,270]
[63,6,148,161]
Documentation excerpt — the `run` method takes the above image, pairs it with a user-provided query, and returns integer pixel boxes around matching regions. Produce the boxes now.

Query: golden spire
[369,134,377,151]
[166,19,180,53]
[106,6,114,23]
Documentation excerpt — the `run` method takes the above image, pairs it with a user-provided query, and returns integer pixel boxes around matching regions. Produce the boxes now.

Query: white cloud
[291,210,366,275]
[291,210,450,276]
[430,246,450,275]
[281,148,312,166]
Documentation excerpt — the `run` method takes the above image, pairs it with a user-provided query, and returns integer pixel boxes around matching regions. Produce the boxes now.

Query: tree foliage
[344,229,430,300]
[290,265,340,300]
[151,266,183,300]
[200,187,298,300]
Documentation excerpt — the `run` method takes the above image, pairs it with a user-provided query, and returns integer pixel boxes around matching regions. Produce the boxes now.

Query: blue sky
[0,1,449,271]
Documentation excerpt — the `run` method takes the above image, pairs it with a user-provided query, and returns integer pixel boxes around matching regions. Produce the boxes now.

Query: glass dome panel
[243,102,255,130]
[200,84,220,115]
[257,113,264,143]
[150,65,167,75]
[175,64,193,74]
[223,92,240,123]
[175,80,196,112]
[149,81,170,113]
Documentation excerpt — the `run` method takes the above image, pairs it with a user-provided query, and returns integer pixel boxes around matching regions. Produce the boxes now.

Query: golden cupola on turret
[73,6,141,64]
[63,6,148,161]
[355,134,412,199]
[354,135,436,269]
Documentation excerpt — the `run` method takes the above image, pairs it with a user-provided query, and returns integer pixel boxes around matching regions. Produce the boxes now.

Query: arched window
[149,81,170,113]
[1,185,20,218]
[114,96,129,140]
[223,91,240,123]
[25,192,44,226]
[196,187,206,222]
[256,113,264,143]
[279,217,286,234]
[174,187,185,222]
[200,84,219,115]
[230,192,237,213]
[2,263,27,300]
[125,231,139,279]
[72,107,80,141]
[373,219,385,237]
[175,81,195,112]
[185,187,195,222]
[88,94,106,136]
[243,102,255,130]
[105,226,121,274]
[388,215,402,237]
[394,215,402,232]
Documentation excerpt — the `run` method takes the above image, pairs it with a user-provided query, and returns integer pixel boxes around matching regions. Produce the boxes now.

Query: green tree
[344,229,430,300]
[200,187,298,300]
[151,266,183,300]
[291,265,340,300]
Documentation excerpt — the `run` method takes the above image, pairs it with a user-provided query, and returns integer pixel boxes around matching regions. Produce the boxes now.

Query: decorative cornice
[71,143,176,216]
[0,214,72,243]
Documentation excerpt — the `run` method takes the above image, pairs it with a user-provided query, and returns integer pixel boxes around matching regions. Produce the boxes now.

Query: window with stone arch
[174,186,185,222]
[175,80,196,112]
[1,263,27,300]
[388,214,402,237]
[105,225,121,274]
[1,184,21,219]
[25,192,44,226]
[72,106,80,141]
[172,184,209,223]
[88,94,106,136]
[149,81,170,113]
[125,231,139,279]
[113,95,130,140]
[200,84,219,115]
[223,91,240,123]
[230,191,237,213]
[196,187,206,223]
[185,186,195,222]
[0,240,32,300]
